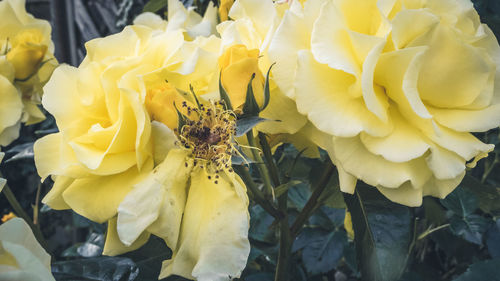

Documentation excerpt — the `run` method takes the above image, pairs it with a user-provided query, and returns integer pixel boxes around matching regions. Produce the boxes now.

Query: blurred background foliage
[1,0,500,280]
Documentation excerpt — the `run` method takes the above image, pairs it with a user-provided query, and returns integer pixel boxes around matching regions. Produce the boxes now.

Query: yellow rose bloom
[268,0,500,206]
[219,0,234,22]
[133,0,218,39]
[0,0,57,145]
[117,102,250,281]
[215,0,308,136]
[35,17,223,255]
[0,218,55,281]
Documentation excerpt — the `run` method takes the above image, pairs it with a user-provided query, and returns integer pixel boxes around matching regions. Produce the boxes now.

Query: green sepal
[173,101,188,133]
[219,72,233,110]
[260,63,275,111]
[189,84,202,109]
[242,73,259,116]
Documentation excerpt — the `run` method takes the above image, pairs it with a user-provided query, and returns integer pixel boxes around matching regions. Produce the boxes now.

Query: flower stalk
[290,158,335,237]
[1,181,49,252]
[257,132,291,281]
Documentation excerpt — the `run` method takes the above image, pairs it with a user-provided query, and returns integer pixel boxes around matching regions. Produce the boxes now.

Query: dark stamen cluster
[178,100,237,174]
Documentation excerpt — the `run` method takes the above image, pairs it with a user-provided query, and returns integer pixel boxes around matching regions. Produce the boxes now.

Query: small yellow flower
[219,44,265,109]
[344,210,354,240]
[0,218,55,281]
[6,29,47,80]
[219,0,234,22]
[117,102,250,281]
[1,212,16,223]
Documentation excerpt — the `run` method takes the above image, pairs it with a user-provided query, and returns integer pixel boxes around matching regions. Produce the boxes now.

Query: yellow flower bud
[6,29,48,80]
[219,44,265,108]
[219,0,234,22]
[145,82,185,130]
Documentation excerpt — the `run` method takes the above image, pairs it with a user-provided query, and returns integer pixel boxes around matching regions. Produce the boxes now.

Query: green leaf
[51,256,139,281]
[440,187,478,217]
[460,175,500,214]
[486,219,500,258]
[235,116,268,137]
[453,258,500,281]
[449,214,491,245]
[121,236,171,281]
[189,84,201,109]
[294,228,347,275]
[242,73,260,116]
[260,63,275,111]
[274,180,302,198]
[249,205,277,244]
[343,184,412,281]
[143,0,167,12]
[219,72,233,110]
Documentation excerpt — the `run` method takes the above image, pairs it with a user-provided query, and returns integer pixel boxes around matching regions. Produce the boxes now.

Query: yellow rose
[133,0,218,39]
[0,218,55,281]
[219,0,234,22]
[117,102,250,281]
[6,29,47,80]
[0,0,57,142]
[219,44,264,108]
[268,0,500,206]
[215,0,308,135]
[35,19,223,257]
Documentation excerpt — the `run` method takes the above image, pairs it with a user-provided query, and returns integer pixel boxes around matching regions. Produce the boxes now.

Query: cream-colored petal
[428,103,500,132]
[360,108,430,163]
[376,182,423,207]
[118,149,191,247]
[268,10,311,99]
[102,217,150,256]
[0,74,23,136]
[160,168,250,281]
[417,25,493,108]
[62,160,153,223]
[133,12,167,30]
[151,121,178,165]
[311,1,359,75]
[375,46,432,119]
[333,136,432,189]
[0,218,54,281]
[34,133,88,181]
[295,50,392,137]
[258,87,307,135]
[391,9,439,49]
[0,122,20,147]
[422,171,465,199]
[425,145,466,180]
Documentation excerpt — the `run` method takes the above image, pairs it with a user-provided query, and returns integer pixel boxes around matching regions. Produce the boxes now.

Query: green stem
[2,183,49,252]
[417,223,450,240]
[234,165,283,219]
[481,154,499,184]
[257,133,291,281]
[246,130,274,198]
[290,158,335,237]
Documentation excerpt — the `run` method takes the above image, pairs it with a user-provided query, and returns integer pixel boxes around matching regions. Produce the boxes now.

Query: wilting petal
[118,149,191,247]
[160,169,250,281]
